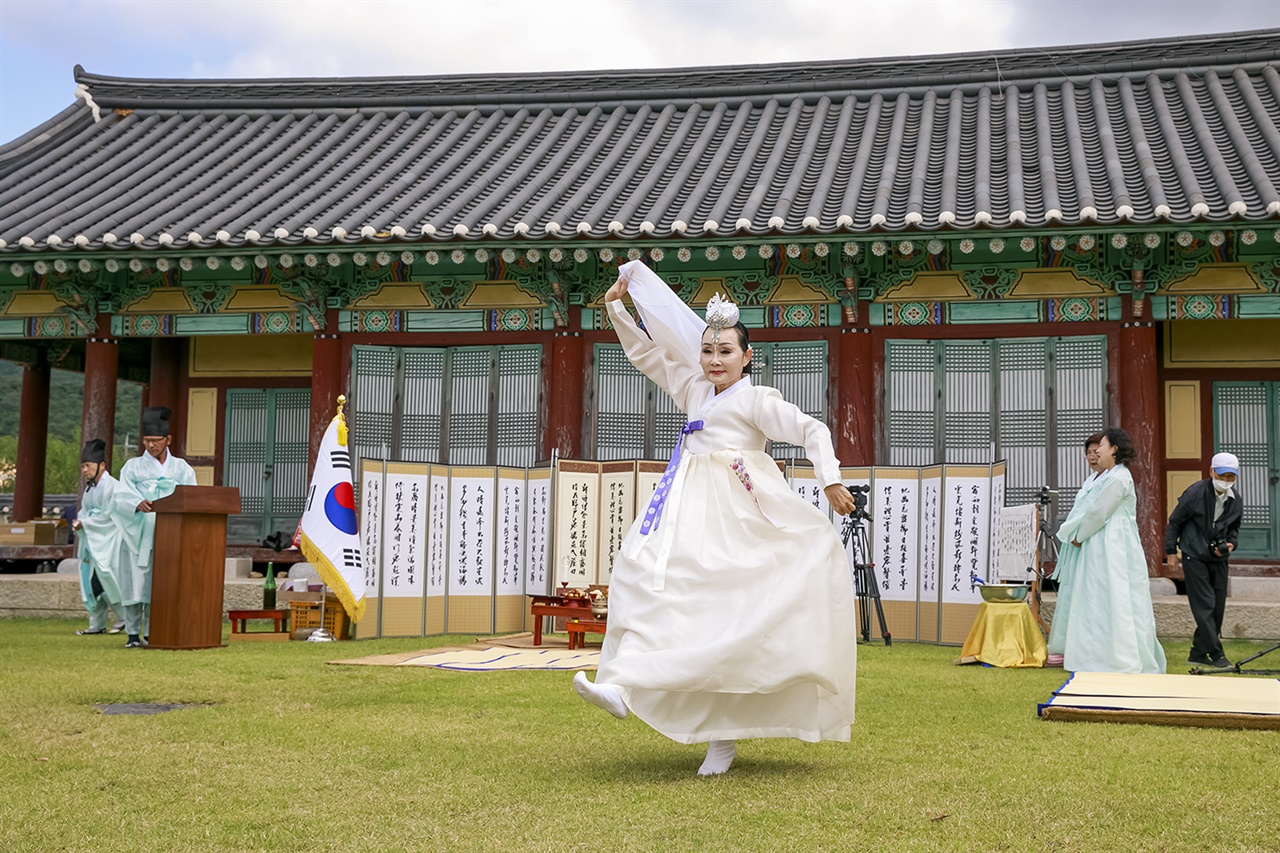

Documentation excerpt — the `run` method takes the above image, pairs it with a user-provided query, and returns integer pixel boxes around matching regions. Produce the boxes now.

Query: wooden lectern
[149,485,241,650]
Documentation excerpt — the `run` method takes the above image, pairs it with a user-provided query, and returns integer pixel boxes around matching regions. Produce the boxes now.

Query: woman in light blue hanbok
[1053,428,1166,674]
[1045,433,1103,663]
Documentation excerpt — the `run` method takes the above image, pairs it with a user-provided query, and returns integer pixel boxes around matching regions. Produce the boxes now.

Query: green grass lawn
[0,620,1276,852]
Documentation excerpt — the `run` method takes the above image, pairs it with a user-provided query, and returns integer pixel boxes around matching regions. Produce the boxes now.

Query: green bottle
[263,561,277,609]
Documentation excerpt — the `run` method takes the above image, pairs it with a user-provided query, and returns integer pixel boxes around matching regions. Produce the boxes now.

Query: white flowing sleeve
[114,460,143,513]
[606,299,704,412]
[1071,474,1126,543]
[752,387,843,487]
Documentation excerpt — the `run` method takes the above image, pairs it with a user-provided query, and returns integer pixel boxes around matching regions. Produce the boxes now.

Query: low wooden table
[228,608,290,642]
[527,595,594,645]
[566,617,607,650]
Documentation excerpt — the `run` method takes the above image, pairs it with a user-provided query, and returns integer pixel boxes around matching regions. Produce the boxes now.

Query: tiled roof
[2,29,1278,253]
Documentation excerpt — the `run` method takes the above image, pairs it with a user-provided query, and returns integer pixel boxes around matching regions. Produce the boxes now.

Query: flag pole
[306,583,335,642]
[301,394,349,642]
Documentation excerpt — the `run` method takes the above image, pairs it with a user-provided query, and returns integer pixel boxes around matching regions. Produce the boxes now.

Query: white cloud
[1,0,1274,142]
[124,0,1022,80]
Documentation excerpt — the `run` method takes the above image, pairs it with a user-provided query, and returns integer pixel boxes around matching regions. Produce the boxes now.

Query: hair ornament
[704,292,740,343]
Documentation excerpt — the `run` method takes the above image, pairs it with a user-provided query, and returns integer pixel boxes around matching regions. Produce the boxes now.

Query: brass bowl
[979,584,1030,603]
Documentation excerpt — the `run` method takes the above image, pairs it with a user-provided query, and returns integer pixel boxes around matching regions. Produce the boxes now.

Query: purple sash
[639,419,704,535]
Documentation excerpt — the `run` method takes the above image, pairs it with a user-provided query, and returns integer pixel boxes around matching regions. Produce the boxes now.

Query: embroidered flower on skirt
[730,456,759,506]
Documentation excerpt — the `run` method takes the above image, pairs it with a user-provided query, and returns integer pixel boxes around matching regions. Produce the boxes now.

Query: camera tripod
[1191,642,1280,676]
[1030,492,1059,636]
[840,494,891,646]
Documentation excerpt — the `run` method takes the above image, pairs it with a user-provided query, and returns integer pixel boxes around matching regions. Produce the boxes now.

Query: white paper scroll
[871,468,920,603]
[379,462,428,637]
[495,469,526,596]
[788,462,828,517]
[425,464,449,634]
[525,468,552,596]
[355,459,385,639]
[919,467,943,600]
[988,461,1010,580]
[449,469,495,597]
[995,503,1039,582]
[426,466,449,598]
[597,462,637,585]
[941,466,991,604]
[553,461,600,586]
[381,464,428,599]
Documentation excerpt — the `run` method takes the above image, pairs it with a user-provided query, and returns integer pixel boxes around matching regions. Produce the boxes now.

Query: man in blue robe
[72,439,127,636]
[116,407,197,648]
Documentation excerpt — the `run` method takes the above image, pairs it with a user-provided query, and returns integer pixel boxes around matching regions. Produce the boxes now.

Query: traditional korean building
[2,29,1279,576]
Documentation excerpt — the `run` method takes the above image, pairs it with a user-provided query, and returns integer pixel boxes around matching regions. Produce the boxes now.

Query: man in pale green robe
[73,439,127,635]
[116,407,197,648]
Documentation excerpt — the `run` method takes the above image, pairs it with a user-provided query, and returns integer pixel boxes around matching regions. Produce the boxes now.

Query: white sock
[573,671,628,719]
[697,740,737,776]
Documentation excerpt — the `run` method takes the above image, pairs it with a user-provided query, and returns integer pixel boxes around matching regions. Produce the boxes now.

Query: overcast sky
[1,0,1278,143]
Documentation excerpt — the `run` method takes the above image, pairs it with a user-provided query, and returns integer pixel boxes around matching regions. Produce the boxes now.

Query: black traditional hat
[80,438,107,463]
[141,406,172,437]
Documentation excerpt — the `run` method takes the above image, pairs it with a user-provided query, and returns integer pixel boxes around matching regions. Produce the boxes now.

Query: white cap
[1211,452,1240,476]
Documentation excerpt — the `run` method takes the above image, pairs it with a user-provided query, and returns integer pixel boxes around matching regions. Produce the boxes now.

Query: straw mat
[1039,671,1280,729]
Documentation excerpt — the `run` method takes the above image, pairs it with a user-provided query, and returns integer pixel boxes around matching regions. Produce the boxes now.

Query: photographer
[1165,452,1244,670]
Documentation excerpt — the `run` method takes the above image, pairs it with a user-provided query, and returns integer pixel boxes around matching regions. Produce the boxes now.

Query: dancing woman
[573,261,859,776]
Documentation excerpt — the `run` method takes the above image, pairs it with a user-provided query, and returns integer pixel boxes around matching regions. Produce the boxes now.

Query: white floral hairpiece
[704,292,740,343]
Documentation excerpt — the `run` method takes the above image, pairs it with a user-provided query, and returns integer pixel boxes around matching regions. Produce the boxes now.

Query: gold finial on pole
[335,395,349,446]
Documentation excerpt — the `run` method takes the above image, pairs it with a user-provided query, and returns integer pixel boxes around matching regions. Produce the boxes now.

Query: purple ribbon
[639,419,703,536]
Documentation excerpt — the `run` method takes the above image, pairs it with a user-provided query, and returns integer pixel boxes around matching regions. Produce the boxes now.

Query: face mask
[1212,479,1234,494]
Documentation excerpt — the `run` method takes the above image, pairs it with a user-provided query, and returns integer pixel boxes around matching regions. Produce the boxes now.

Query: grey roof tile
[2,29,1279,252]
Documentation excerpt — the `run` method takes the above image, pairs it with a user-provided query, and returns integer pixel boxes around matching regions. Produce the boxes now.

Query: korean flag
[294,402,366,622]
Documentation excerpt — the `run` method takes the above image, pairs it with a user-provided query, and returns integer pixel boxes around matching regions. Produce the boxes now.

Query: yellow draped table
[955,601,1048,668]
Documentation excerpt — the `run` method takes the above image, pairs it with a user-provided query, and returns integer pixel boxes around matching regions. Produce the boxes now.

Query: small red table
[527,595,594,645]
[228,609,290,642]
[566,617,607,650]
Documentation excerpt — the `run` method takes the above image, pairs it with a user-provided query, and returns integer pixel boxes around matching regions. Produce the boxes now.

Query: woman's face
[1096,436,1118,469]
[1085,442,1101,472]
[700,327,751,393]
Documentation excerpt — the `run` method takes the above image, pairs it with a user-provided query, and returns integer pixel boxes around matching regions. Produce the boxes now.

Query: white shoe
[572,671,628,719]
[697,740,737,776]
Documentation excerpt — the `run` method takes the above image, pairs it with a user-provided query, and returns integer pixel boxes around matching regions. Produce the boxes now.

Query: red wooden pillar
[836,327,876,466]
[1118,318,1161,575]
[13,351,51,521]
[547,308,584,459]
[82,314,119,469]
[310,311,344,474]
[148,337,183,454]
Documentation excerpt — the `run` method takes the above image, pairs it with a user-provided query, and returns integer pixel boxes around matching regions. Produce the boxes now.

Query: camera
[1208,537,1231,558]
[846,484,869,510]
[844,484,871,521]
[1037,486,1058,505]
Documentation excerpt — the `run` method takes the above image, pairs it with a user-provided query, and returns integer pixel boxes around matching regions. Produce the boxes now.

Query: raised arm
[605,285,704,412]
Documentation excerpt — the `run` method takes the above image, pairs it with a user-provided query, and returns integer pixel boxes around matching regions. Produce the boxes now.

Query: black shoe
[1187,654,1213,667]
[124,640,144,649]
[108,621,126,634]
[1207,657,1233,670]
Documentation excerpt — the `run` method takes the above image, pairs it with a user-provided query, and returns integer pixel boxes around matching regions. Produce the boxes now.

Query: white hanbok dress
[116,451,197,606]
[594,293,858,745]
